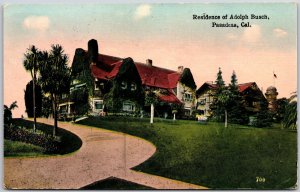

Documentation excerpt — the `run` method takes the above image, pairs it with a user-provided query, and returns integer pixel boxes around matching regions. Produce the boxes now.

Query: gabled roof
[156,89,182,104]
[91,60,123,80]
[134,62,180,89]
[238,82,256,92]
[197,81,259,96]
[196,82,218,96]
[90,53,181,89]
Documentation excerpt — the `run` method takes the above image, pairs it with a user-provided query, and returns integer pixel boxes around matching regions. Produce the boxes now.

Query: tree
[145,90,159,124]
[39,45,71,136]
[283,93,297,129]
[218,89,231,128]
[23,45,40,132]
[216,67,225,87]
[210,67,227,122]
[71,86,90,116]
[253,100,272,128]
[24,80,43,118]
[227,71,248,125]
[4,101,18,125]
[274,98,288,123]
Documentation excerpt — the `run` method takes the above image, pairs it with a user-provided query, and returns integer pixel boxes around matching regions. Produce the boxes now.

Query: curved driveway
[4,118,207,189]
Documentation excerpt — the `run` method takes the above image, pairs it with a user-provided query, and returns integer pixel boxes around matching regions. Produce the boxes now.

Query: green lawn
[78,116,297,189]
[4,139,45,157]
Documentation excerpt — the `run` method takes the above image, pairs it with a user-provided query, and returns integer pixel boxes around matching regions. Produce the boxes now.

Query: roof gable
[135,63,180,89]
[91,52,181,89]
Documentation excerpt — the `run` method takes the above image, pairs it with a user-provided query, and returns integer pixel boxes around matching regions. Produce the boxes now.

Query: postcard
[3,3,297,190]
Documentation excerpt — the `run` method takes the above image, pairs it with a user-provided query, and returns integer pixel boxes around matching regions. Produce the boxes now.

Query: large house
[196,81,267,117]
[59,39,197,118]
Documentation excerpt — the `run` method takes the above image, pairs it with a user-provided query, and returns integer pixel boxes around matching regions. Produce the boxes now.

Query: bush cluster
[4,125,60,154]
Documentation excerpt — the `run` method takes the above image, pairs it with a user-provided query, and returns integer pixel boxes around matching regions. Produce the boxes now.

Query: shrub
[4,125,60,154]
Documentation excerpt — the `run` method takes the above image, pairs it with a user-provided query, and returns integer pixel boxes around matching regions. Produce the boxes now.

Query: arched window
[121,81,127,89]
[131,83,137,91]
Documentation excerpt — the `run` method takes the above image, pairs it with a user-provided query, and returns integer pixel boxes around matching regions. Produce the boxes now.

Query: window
[95,83,100,90]
[62,94,67,99]
[59,105,68,113]
[122,101,135,112]
[121,81,127,89]
[94,100,103,110]
[198,99,206,105]
[184,93,192,102]
[131,83,137,91]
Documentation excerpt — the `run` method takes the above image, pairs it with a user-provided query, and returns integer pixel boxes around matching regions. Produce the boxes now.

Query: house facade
[60,39,197,118]
[196,81,267,117]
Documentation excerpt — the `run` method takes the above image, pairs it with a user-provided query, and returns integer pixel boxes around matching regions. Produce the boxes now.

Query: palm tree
[283,92,297,129]
[23,45,39,132]
[4,101,18,125]
[39,45,71,136]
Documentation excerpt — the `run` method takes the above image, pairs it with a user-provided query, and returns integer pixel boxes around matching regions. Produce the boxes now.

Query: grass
[4,139,45,157]
[78,116,297,189]
[80,177,153,190]
[4,118,82,157]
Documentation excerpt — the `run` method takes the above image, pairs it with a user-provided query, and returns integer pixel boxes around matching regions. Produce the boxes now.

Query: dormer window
[121,81,127,89]
[131,83,137,91]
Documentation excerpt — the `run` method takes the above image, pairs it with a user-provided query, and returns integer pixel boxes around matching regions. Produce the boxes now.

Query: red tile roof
[90,53,181,89]
[91,60,123,80]
[238,82,255,92]
[134,63,180,89]
[197,82,256,95]
[157,89,182,104]
[88,52,182,104]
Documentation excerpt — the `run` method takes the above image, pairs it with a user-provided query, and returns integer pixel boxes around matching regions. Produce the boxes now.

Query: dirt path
[4,118,207,189]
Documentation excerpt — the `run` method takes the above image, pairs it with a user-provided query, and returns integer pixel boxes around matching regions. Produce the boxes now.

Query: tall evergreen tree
[215,67,225,88]
[227,71,248,125]
[210,67,227,122]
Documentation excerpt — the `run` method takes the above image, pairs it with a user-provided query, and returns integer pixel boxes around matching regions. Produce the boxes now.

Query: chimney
[178,66,184,73]
[146,59,153,67]
[88,39,99,63]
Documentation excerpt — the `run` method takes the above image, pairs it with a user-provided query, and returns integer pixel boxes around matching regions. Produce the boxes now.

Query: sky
[3,3,297,117]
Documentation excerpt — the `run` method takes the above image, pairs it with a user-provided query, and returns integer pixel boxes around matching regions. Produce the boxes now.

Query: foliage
[4,101,18,125]
[39,45,71,136]
[179,68,197,90]
[104,58,144,113]
[23,45,42,130]
[24,80,43,118]
[41,96,53,118]
[78,116,297,189]
[71,48,95,96]
[144,91,159,106]
[253,101,273,128]
[227,71,248,124]
[283,101,297,129]
[71,86,90,116]
[4,125,59,153]
[274,98,288,123]
[210,68,228,122]
[11,118,82,155]
[215,67,225,87]
[23,45,39,79]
